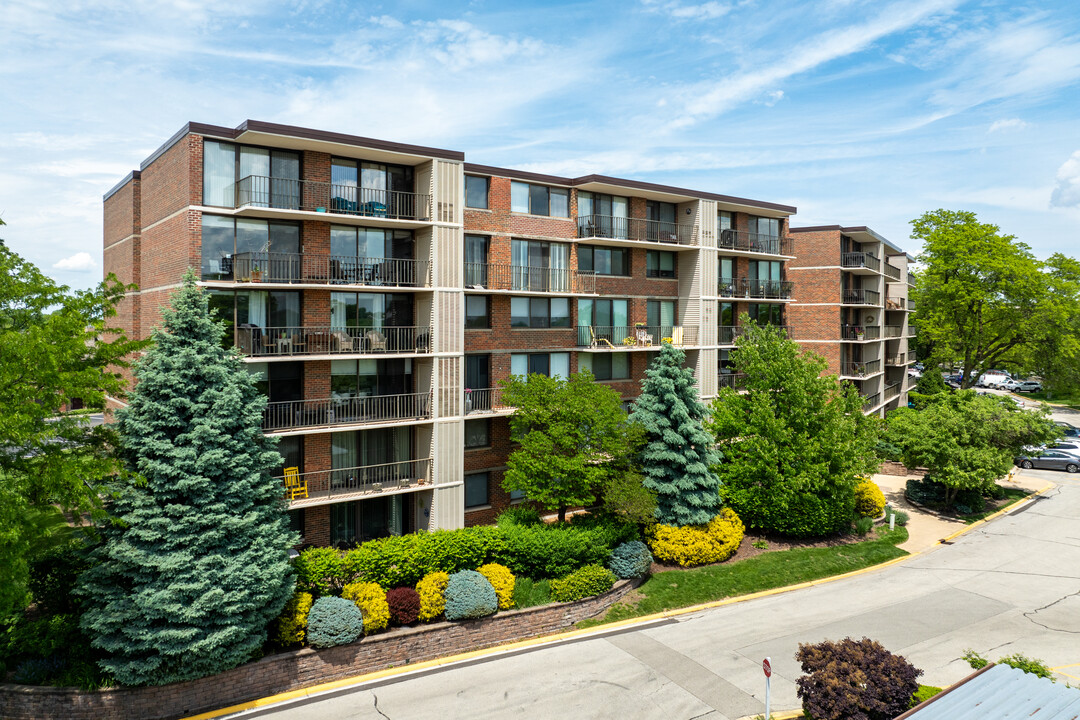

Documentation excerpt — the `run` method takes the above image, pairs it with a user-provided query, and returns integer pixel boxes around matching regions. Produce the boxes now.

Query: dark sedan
[1015,451,1080,473]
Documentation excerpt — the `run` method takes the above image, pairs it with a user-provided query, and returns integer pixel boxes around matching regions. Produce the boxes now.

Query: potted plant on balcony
[855,326,865,340]
[250,263,263,283]
[464,387,472,414]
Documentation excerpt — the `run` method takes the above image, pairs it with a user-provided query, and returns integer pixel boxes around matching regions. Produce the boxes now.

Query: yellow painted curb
[185,481,1058,720]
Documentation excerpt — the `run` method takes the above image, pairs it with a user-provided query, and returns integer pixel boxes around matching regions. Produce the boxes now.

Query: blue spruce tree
[79,271,296,686]
[631,342,721,526]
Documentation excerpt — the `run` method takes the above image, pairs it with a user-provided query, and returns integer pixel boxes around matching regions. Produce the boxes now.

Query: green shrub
[28,543,93,616]
[875,440,903,462]
[342,526,505,588]
[271,592,313,648]
[884,506,910,527]
[306,596,364,648]
[568,513,639,546]
[496,506,544,527]
[550,564,617,602]
[444,570,498,621]
[13,656,67,685]
[854,480,886,518]
[906,477,946,506]
[853,516,874,535]
[796,637,922,720]
[295,547,346,597]
[499,524,611,578]
[912,685,942,705]
[512,578,551,609]
[961,648,989,669]
[998,653,1054,679]
[341,582,389,634]
[607,541,653,579]
[954,487,986,515]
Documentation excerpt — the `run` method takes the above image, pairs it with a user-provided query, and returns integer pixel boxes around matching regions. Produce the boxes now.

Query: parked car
[1015,381,1042,393]
[1049,442,1080,455]
[1054,422,1080,438]
[1014,451,1080,473]
[977,370,1011,388]
[999,378,1021,391]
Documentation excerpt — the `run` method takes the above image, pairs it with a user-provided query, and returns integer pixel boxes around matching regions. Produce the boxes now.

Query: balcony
[718,372,747,390]
[885,354,906,367]
[884,382,901,401]
[718,277,794,300]
[236,326,431,358]
[282,457,432,508]
[463,263,596,295]
[235,175,432,222]
[842,252,881,273]
[263,392,431,432]
[576,215,696,247]
[718,229,793,257]
[842,360,882,378]
[228,253,430,289]
[883,325,902,339]
[841,325,880,341]
[464,387,512,416]
[883,262,901,281]
[885,296,906,311]
[842,288,881,306]
[908,299,916,312]
[578,325,698,349]
[907,324,917,337]
[717,324,790,345]
[862,393,882,412]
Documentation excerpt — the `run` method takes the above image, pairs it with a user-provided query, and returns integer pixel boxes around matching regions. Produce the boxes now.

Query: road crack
[372,692,391,720]
[1023,590,1080,634]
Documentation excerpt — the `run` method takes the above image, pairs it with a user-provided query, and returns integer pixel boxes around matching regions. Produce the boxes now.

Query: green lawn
[1016,390,1080,410]
[960,487,1031,524]
[578,527,908,627]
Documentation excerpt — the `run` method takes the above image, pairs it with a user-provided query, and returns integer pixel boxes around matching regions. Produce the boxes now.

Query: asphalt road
[234,394,1080,720]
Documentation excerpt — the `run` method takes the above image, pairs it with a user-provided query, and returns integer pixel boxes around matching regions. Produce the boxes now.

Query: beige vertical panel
[699,200,717,248]
[434,160,462,225]
[434,225,463,289]
[433,290,462,354]
[434,356,462,418]
[431,417,464,530]
[415,161,434,220]
[698,347,718,397]
[700,299,717,347]
[432,485,465,530]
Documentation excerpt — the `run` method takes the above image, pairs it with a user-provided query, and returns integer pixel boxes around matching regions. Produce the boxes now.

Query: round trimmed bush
[647,508,745,567]
[550,564,617,602]
[443,570,498,621]
[271,591,314,648]
[416,571,449,622]
[306,596,364,648]
[854,479,886,518]
[477,563,516,610]
[385,587,421,626]
[341,582,390,634]
[608,540,653,579]
[294,547,346,597]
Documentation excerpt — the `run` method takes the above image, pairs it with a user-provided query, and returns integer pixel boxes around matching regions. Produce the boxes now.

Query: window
[464,419,490,449]
[465,355,490,391]
[511,239,571,292]
[579,353,630,381]
[288,509,305,537]
[748,216,780,237]
[510,297,569,328]
[748,304,784,325]
[202,141,300,209]
[330,293,413,330]
[465,176,489,209]
[200,216,300,281]
[577,298,629,333]
[577,192,629,239]
[465,295,490,329]
[464,235,488,286]
[247,361,303,404]
[647,300,676,333]
[510,353,570,379]
[331,358,412,398]
[718,211,733,231]
[646,251,676,278]
[510,181,569,217]
[646,201,678,242]
[330,226,414,261]
[579,246,629,276]
[330,158,414,218]
[465,472,490,509]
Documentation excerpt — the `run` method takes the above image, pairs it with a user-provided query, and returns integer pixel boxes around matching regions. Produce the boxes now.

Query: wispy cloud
[642,0,732,21]
[988,118,1029,133]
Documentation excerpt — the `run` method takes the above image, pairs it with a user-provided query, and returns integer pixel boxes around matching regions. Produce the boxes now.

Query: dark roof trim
[103,170,141,202]
[236,120,465,161]
[892,663,997,720]
[464,165,796,213]
[790,225,844,233]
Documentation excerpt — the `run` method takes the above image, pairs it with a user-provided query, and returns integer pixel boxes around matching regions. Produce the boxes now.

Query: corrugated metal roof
[902,663,1080,720]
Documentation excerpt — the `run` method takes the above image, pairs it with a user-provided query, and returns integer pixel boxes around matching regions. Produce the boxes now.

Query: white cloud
[53,252,97,272]
[758,90,784,107]
[988,118,1029,133]
[1051,151,1080,209]
[645,1,732,21]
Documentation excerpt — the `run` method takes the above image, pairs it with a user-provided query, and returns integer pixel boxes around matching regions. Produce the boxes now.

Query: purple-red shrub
[796,637,922,720]
[386,587,421,626]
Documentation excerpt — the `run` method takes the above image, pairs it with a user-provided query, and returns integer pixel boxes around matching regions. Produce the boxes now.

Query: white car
[978,370,1011,388]
[999,378,1021,391]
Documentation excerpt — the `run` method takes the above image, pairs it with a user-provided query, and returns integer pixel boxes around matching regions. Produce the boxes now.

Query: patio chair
[366,329,388,353]
[589,326,615,349]
[635,328,653,347]
[282,466,308,500]
[331,331,358,353]
[671,326,685,346]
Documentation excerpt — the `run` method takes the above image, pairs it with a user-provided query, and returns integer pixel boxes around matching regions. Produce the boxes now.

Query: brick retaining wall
[878,460,926,477]
[0,579,639,720]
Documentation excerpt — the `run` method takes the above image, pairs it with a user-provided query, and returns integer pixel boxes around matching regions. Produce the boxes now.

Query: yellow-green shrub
[647,508,745,567]
[477,563,516,610]
[854,479,886,518]
[341,582,390,634]
[416,571,449,622]
[271,591,313,648]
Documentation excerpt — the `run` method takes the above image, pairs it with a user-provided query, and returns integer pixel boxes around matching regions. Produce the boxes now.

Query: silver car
[1016,451,1080,473]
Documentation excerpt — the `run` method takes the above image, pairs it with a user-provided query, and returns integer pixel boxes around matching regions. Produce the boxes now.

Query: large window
[577,299,628,330]
[464,419,490,449]
[647,300,676,333]
[749,260,782,281]
[748,216,780,238]
[331,358,412,399]
[465,176,489,209]
[331,495,407,546]
[510,297,570,328]
[465,295,490,329]
[748,304,784,325]
[510,353,570,379]
[511,239,570,292]
[247,361,303,404]
[465,355,490,391]
[208,289,301,353]
[510,181,569,217]
[647,251,676,278]
[331,226,413,261]
[331,427,411,486]
[464,234,489,286]
[465,472,490,509]
[646,200,678,241]
[578,245,629,276]
[579,353,629,381]
[330,158,414,217]
[201,216,300,281]
[203,141,300,209]
[577,192,629,239]
[718,211,734,231]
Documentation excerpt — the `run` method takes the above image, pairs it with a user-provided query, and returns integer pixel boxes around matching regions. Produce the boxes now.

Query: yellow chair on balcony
[283,466,308,500]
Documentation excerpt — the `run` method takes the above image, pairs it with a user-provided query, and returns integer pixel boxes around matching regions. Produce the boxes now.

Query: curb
[188,479,1058,720]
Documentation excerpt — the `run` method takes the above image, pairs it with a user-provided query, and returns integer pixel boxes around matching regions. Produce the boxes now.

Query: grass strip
[960,488,1030,524]
[579,527,908,628]
[1018,390,1080,410]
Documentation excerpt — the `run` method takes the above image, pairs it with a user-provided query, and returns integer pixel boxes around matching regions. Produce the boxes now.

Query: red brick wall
[140,134,197,227]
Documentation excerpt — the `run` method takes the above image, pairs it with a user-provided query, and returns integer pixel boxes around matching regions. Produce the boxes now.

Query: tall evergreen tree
[78,271,296,686]
[631,342,721,526]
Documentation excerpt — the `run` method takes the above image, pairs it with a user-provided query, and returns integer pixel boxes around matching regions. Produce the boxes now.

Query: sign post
[763,657,772,719]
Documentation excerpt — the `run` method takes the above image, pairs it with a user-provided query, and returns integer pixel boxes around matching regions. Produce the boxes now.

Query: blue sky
[2,0,1079,289]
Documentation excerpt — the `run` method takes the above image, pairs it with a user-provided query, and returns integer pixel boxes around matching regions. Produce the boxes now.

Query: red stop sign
[763,658,772,677]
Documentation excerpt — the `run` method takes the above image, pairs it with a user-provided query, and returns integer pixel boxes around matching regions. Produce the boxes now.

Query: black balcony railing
[907,324,917,337]
[842,360,882,377]
[885,354,906,367]
[842,288,881,305]
[883,325,902,339]
[464,387,510,415]
[863,393,882,412]
[718,372,747,389]
[884,382,901,400]
[578,325,698,348]
[718,277,794,299]
[280,457,431,504]
[263,392,431,431]
[842,252,881,272]
[718,325,739,344]
[230,252,429,287]
[883,262,901,281]
[577,215,696,246]
[236,325,431,357]
[841,325,881,341]
[718,229,792,256]
[236,175,432,221]
[463,262,596,294]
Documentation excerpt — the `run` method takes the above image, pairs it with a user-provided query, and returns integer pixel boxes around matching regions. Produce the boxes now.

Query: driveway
[236,468,1080,720]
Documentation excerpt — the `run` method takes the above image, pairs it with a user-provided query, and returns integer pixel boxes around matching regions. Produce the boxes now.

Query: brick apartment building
[103,120,913,548]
